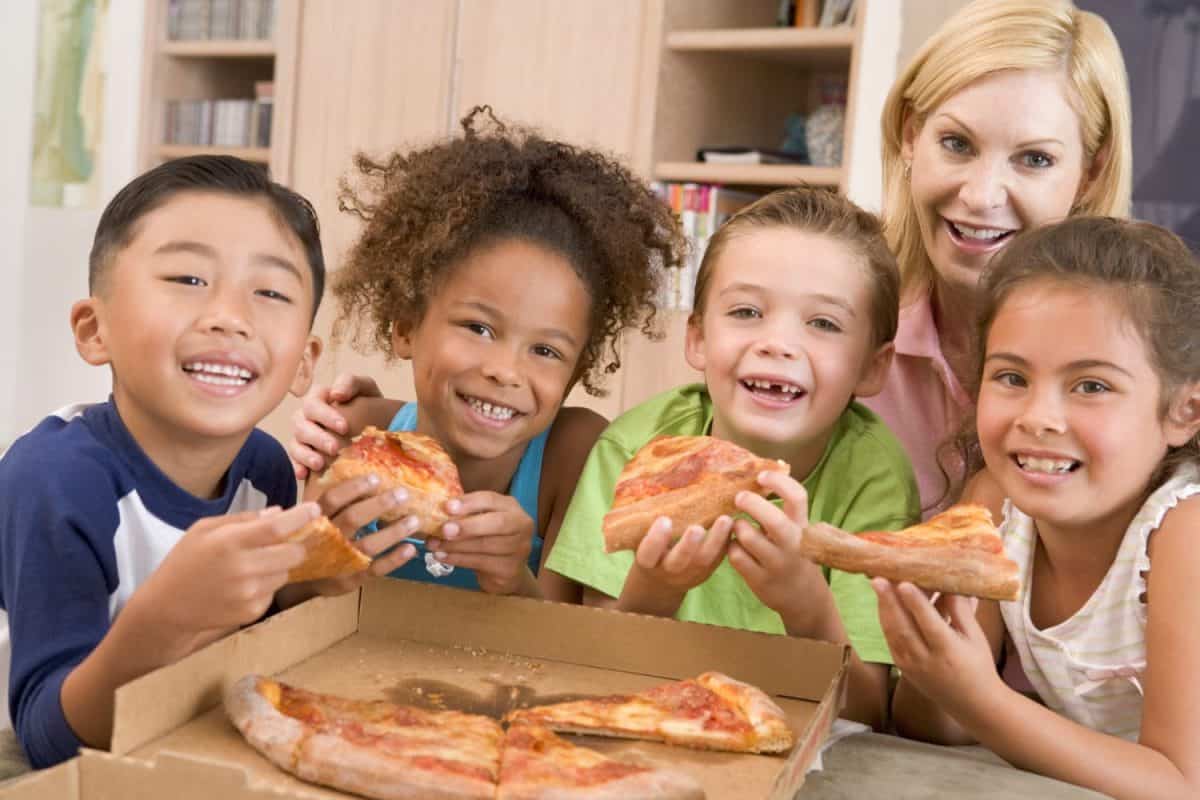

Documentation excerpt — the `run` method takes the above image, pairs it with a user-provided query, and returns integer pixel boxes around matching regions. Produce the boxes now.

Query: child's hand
[134,503,319,637]
[288,373,382,479]
[872,579,1001,714]
[303,473,422,596]
[631,515,735,594]
[728,471,828,620]
[425,493,535,595]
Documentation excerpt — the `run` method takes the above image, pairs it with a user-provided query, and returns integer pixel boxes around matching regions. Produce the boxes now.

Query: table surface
[798,731,1110,799]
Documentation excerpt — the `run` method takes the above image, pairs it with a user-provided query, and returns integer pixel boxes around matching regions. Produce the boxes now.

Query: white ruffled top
[998,463,1200,740]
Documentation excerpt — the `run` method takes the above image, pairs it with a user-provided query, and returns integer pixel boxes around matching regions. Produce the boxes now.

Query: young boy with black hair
[0,156,327,768]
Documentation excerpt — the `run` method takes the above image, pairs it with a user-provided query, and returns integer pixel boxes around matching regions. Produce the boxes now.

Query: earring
[903,161,912,181]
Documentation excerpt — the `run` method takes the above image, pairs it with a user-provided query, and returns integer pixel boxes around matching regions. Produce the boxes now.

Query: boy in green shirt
[546,188,920,729]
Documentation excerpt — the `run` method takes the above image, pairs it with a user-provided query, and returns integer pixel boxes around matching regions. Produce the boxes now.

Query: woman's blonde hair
[881,0,1132,300]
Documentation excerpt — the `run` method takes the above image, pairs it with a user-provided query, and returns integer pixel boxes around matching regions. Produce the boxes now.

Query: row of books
[165,84,273,149]
[168,0,276,40]
[651,182,759,312]
[777,0,857,27]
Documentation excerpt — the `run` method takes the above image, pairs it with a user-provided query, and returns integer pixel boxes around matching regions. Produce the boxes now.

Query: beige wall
[897,0,972,72]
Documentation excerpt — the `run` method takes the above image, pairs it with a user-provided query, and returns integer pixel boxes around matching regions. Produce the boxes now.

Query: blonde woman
[862,0,1132,514]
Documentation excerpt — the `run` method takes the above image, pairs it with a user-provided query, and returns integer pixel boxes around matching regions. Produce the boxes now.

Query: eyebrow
[936,112,1065,149]
[985,352,1135,379]
[456,300,580,349]
[153,240,304,283]
[718,282,857,316]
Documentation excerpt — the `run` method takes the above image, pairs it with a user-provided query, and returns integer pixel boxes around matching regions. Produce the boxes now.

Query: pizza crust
[286,516,372,583]
[696,673,793,754]
[800,521,1020,601]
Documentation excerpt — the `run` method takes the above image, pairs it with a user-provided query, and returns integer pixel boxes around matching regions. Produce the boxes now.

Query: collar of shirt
[895,292,972,409]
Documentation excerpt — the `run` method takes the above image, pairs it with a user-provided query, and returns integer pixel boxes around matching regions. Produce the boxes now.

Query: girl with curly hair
[287,108,685,603]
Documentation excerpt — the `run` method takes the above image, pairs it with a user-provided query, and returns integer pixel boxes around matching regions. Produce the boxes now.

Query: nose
[959,157,1008,212]
[753,322,800,360]
[197,287,252,339]
[1015,390,1067,439]
[480,347,522,388]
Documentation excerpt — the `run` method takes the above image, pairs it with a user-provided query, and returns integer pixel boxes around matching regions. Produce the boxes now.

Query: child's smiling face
[977,281,1195,531]
[685,228,891,469]
[393,238,591,463]
[80,191,319,448]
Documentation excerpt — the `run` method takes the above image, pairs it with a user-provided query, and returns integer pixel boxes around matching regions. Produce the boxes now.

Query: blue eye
[1020,151,1055,169]
[940,135,971,155]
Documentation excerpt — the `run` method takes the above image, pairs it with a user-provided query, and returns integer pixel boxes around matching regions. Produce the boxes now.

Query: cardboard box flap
[0,758,78,798]
[111,590,359,756]
[359,579,846,700]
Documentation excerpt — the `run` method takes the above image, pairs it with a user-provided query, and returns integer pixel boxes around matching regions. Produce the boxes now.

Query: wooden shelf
[654,162,842,187]
[161,39,276,58]
[156,145,271,163]
[666,26,855,66]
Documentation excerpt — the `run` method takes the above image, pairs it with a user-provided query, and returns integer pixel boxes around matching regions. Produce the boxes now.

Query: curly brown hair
[332,106,686,396]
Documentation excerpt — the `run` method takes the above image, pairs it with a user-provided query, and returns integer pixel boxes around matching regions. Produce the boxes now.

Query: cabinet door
[264,0,458,445]
[456,0,665,420]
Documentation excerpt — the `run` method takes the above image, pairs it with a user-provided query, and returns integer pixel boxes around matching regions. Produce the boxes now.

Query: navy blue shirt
[0,401,294,767]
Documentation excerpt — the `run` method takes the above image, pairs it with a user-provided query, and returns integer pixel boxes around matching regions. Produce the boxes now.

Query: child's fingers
[728,540,768,586]
[287,439,328,474]
[358,518,420,558]
[444,491,512,518]
[293,411,345,456]
[438,510,527,540]
[244,541,309,575]
[191,508,264,534]
[331,373,381,403]
[429,530,529,559]
[727,517,781,572]
[895,581,956,649]
[697,516,733,564]
[634,517,674,569]
[367,542,418,576]
[870,578,928,658]
[229,502,321,547]
[734,492,796,547]
[661,525,706,573]
[756,471,808,523]
[939,593,982,636]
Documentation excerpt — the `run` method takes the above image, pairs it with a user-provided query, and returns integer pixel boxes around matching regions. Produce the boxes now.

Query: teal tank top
[382,403,547,590]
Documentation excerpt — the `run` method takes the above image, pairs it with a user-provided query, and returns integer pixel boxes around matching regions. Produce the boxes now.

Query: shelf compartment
[162,40,276,58]
[654,162,842,187]
[156,145,271,163]
[666,26,855,66]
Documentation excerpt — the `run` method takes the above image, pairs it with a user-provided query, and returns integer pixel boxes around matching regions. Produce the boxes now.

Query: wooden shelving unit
[138,0,300,184]
[651,0,867,194]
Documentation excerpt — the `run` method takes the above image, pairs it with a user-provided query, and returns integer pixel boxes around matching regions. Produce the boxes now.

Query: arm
[289,373,404,482]
[536,407,610,603]
[881,498,1200,799]
[891,468,1008,743]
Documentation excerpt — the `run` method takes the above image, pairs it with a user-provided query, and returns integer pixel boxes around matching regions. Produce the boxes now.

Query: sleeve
[542,434,637,599]
[0,452,120,768]
[823,429,921,666]
[246,430,298,509]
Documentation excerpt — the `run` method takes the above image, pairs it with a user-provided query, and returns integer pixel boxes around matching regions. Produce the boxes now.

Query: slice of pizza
[602,435,789,553]
[504,672,794,755]
[323,426,464,536]
[799,504,1020,601]
[285,516,371,584]
[497,722,704,800]
[226,675,502,800]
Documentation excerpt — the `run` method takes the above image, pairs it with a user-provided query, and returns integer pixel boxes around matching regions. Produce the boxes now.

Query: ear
[289,335,324,397]
[683,314,707,373]
[853,341,895,398]
[391,323,414,360]
[1164,383,1200,447]
[71,298,111,367]
[900,109,921,166]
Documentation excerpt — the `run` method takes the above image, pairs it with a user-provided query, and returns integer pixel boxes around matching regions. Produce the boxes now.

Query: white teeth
[191,372,248,387]
[1016,455,1077,474]
[746,379,803,395]
[183,361,253,380]
[953,223,1011,241]
[466,396,516,421]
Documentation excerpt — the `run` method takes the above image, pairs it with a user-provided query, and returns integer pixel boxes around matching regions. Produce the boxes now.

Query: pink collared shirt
[861,293,972,517]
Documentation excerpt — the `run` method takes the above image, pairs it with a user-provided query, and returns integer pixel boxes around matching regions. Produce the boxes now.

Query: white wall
[844,0,902,212]
[3,0,145,445]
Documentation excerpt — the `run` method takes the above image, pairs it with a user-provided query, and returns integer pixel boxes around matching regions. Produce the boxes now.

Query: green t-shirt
[545,383,920,664]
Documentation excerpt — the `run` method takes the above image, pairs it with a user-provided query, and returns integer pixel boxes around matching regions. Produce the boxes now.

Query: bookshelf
[138,0,300,184]
[651,0,866,192]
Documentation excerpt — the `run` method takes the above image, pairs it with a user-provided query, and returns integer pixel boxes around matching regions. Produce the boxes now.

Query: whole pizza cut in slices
[323,426,464,537]
[285,516,371,584]
[799,504,1020,601]
[225,675,502,800]
[497,722,704,800]
[504,672,794,755]
[602,435,790,553]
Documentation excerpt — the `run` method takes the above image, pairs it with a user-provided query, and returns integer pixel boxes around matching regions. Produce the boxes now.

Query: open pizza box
[81,579,849,799]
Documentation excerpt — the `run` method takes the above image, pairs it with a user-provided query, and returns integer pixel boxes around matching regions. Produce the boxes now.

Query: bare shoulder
[1147,491,1200,563]
[539,406,609,525]
[545,406,609,455]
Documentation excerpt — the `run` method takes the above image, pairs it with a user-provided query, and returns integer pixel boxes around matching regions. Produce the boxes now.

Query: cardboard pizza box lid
[0,749,302,799]
[106,578,850,799]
